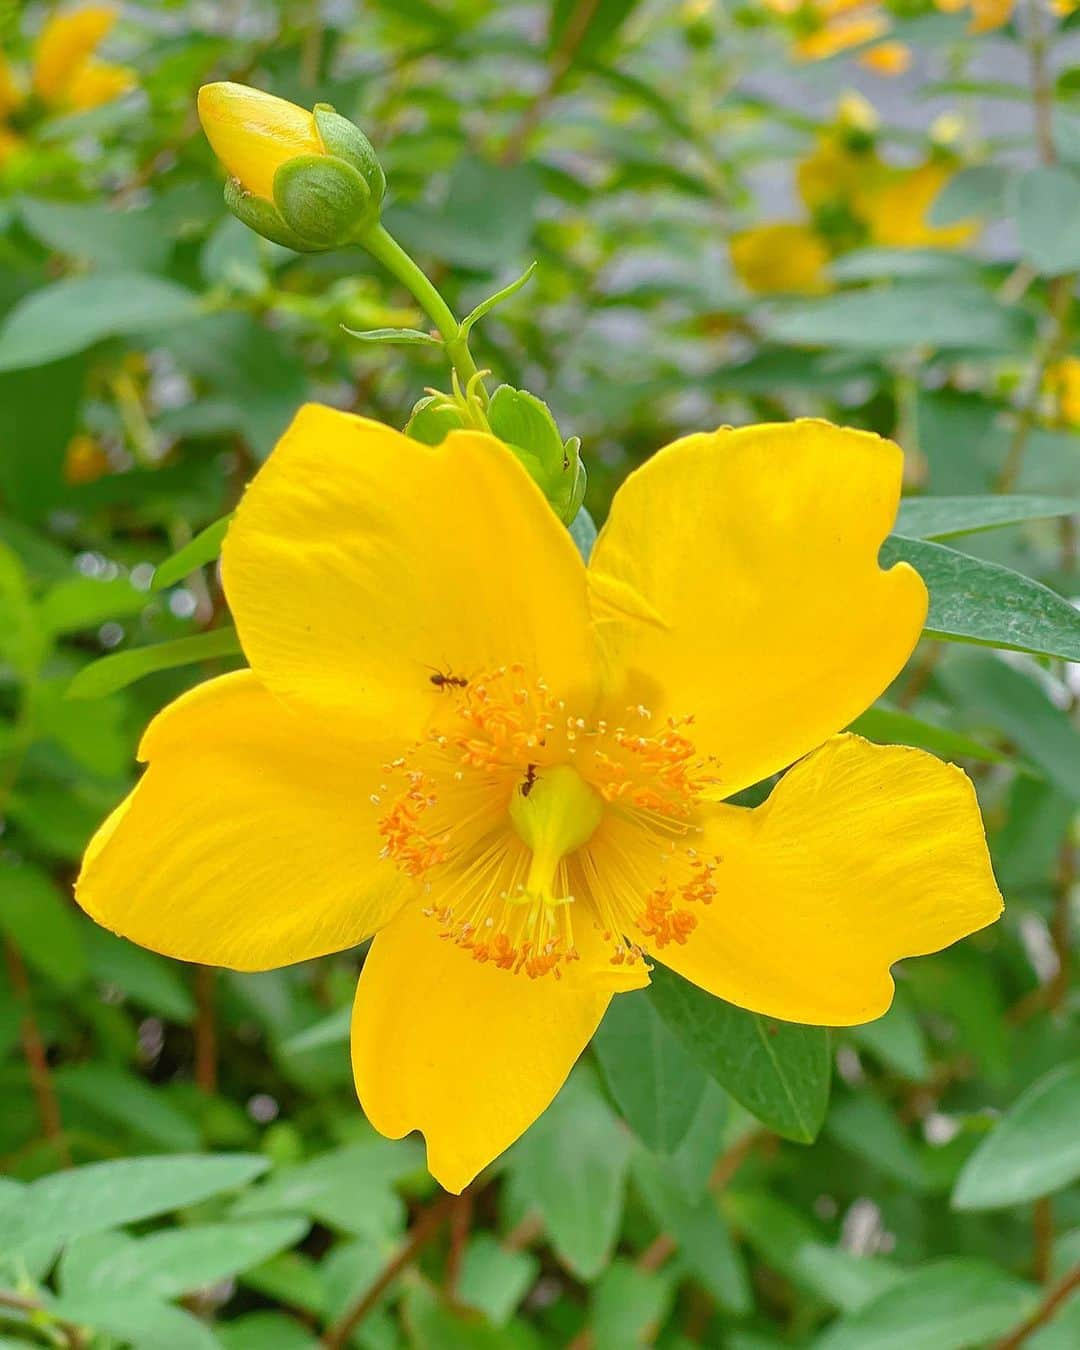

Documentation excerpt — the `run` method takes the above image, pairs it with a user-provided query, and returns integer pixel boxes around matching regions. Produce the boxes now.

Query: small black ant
[521,764,539,797]
[428,667,468,691]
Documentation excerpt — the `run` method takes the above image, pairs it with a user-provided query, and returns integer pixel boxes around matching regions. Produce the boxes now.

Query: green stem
[359,223,484,398]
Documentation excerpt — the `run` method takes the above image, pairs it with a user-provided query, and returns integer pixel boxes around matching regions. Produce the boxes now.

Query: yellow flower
[856,159,979,248]
[730,221,831,295]
[197,83,325,205]
[32,5,134,111]
[859,40,912,76]
[75,409,1002,1192]
[0,52,24,119]
[63,434,111,485]
[933,0,1015,31]
[1046,356,1080,424]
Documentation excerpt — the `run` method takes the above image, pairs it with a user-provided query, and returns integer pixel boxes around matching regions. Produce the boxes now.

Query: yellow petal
[197,82,323,202]
[652,735,1002,1025]
[222,404,598,746]
[970,0,1013,30]
[351,901,615,1192]
[33,4,116,105]
[63,58,134,110]
[729,221,831,296]
[0,52,24,119]
[795,13,890,61]
[76,670,409,970]
[588,420,927,798]
[857,160,979,249]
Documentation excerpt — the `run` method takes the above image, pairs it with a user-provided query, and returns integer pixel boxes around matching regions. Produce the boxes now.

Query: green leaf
[37,575,147,636]
[343,325,443,346]
[848,705,1003,765]
[509,1069,630,1280]
[882,536,1080,661]
[1014,165,1080,275]
[762,284,1033,354]
[724,1191,902,1313]
[54,1064,201,1152]
[60,1217,309,1300]
[570,505,597,561]
[42,1295,220,1350]
[593,989,707,1153]
[938,652,1080,801]
[0,859,87,990]
[152,514,233,591]
[0,275,199,372]
[0,1154,269,1250]
[279,1005,351,1056]
[18,197,172,273]
[591,1259,675,1350]
[65,627,243,700]
[457,1235,539,1327]
[459,261,538,337]
[952,1061,1080,1210]
[895,494,1080,540]
[632,1149,751,1313]
[217,1311,321,1350]
[83,927,196,1021]
[929,164,1013,226]
[849,991,930,1081]
[648,967,831,1144]
[812,1259,1038,1350]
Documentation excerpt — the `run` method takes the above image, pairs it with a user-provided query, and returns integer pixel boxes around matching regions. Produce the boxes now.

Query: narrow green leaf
[648,967,831,1144]
[952,1061,1080,1210]
[848,705,1004,764]
[152,513,233,591]
[812,1258,1037,1350]
[895,494,1079,540]
[0,1154,269,1250]
[882,537,1080,661]
[342,325,442,346]
[65,627,243,700]
[938,652,1080,801]
[0,275,199,372]
[459,260,538,337]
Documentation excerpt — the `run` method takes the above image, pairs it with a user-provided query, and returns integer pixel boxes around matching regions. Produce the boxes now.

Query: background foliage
[1,1,1080,1346]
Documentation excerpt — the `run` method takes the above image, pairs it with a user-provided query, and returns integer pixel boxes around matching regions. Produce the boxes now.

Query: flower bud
[197,83,385,253]
[487,386,586,526]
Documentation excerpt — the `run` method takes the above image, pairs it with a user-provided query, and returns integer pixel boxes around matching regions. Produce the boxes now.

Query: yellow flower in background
[76,407,1002,1192]
[0,52,24,119]
[856,158,979,248]
[197,83,325,205]
[1046,357,1080,424]
[32,4,134,111]
[859,39,912,75]
[63,434,111,486]
[933,0,1013,32]
[767,0,911,77]
[730,221,831,294]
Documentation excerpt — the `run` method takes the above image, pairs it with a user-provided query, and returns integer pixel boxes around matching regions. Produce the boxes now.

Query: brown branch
[1033,1196,1054,1285]
[0,1288,88,1348]
[3,937,71,1168]
[500,0,602,166]
[445,1186,474,1297]
[193,966,218,1094]
[994,1263,1080,1349]
[320,1193,455,1347]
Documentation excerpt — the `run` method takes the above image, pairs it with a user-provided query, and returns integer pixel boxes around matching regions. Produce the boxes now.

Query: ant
[428,666,468,691]
[521,763,539,797]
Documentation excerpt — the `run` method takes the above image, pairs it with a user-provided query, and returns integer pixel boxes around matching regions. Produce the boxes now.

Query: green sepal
[405,394,468,446]
[313,104,386,206]
[223,178,316,252]
[487,385,584,524]
[273,154,375,249]
[459,261,538,340]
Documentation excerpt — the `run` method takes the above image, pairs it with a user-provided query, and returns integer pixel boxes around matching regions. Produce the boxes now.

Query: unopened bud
[198,82,385,252]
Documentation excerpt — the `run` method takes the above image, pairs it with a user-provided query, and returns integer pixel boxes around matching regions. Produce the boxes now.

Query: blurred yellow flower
[63,434,111,486]
[767,0,910,77]
[1046,357,1080,424]
[933,0,1014,32]
[730,221,831,295]
[198,82,325,204]
[859,40,912,75]
[32,5,135,111]
[856,158,979,248]
[75,407,1002,1192]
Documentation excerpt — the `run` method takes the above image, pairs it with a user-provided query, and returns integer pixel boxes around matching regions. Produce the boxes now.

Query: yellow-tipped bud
[197,82,385,253]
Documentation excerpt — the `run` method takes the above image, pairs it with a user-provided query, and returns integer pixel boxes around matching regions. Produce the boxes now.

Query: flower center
[507,764,603,907]
[374,664,721,979]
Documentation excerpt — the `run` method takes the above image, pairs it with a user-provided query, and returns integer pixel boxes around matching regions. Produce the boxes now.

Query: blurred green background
[2,1,1080,1347]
